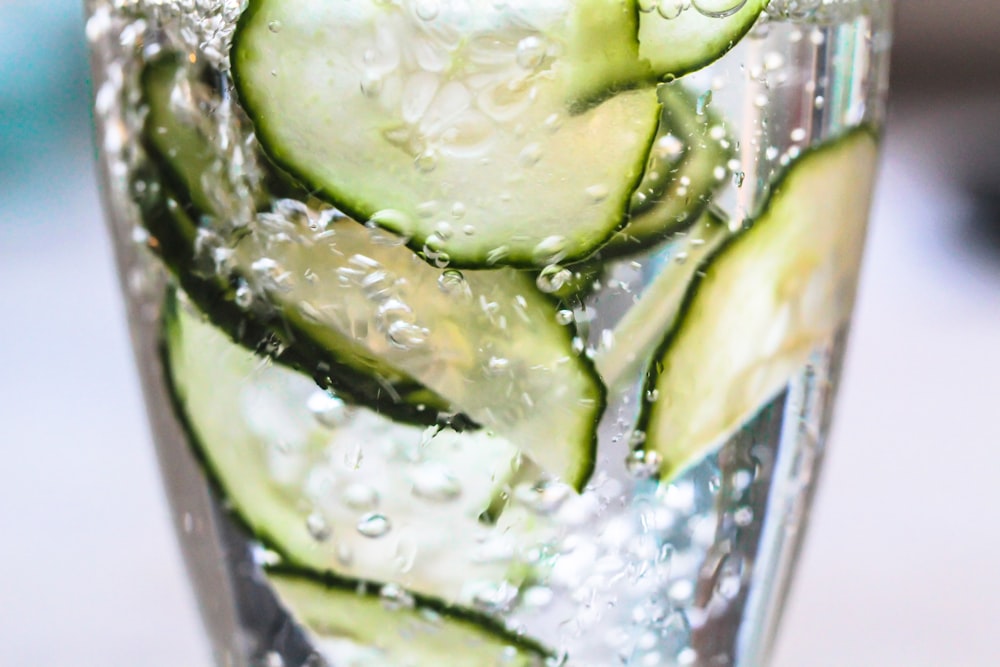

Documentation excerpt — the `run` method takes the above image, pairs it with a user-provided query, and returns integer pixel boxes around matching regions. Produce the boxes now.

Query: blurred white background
[1,1,999,665]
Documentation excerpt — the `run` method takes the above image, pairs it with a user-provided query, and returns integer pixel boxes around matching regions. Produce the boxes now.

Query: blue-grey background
[2,2,998,665]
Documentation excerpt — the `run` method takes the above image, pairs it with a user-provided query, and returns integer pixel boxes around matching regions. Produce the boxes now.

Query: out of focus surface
[1,1,998,665]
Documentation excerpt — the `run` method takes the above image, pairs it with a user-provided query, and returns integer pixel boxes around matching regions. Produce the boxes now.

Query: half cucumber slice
[639,129,878,479]
[140,57,456,425]
[638,0,769,81]
[232,0,661,268]
[600,83,732,259]
[269,570,552,666]
[164,293,557,604]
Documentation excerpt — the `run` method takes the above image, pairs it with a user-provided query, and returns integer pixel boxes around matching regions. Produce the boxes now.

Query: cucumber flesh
[269,571,552,666]
[640,130,878,479]
[595,210,731,389]
[638,0,769,81]
[232,0,661,268]
[164,295,557,604]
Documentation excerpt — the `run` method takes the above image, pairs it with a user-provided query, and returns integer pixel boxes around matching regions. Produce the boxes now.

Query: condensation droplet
[356,513,392,538]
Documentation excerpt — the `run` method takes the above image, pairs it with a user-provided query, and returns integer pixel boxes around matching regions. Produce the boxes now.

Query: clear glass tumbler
[85,1,891,665]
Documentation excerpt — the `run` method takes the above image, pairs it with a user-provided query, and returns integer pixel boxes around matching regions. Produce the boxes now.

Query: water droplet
[387,320,428,348]
[470,580,519,613]
[536,265,573,294]
[733,171,746,188]
[765,145,780,161]
[753,93,769,108]
[637,0,659,13]
[692,0,746,17]
[523,585,554,609]
[414,0,439,20]
[342,483,379,510]
[676,648,698,666]
[656,0,687,19]
[486,356,511,374]
[555,309,574,326]
[267,20,282,33]
[585,184,609,203]
[336,544,354,566]
[814,94,826,110]
[234,282,254,308]
[409,463,462,501]
[356,513,392,538]
[450,202,466,218]
[360,71,383,97]
[307,391,347,428]
[625,449,661,478]
[645,388,660,402]
[305,512,332,542]
[515,35,547,70]
[810,28,826,45]
[543,113,563,133]
[790,127,807,143]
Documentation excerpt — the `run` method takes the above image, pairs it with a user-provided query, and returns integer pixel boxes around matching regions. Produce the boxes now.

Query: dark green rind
[597,84,733,260]
[635,126,879,481]
[266,566,555,662]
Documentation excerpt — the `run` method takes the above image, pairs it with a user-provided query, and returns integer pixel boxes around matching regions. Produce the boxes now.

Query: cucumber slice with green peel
[164,295,559,604]
[232,0,662,268]
[140,58,457,425]
[268,570,552,666]
[595,210,731,389]
[638,130,878,480]
[142,57,603,486]
[600,84,732,259]
[638,0,769,81]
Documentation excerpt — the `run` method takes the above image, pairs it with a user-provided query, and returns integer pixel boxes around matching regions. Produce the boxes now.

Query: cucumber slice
[164,294,557,604]
[595,210,731,389]
[638,0,769,81]
[142,57,603,488]
[232,0,661,268]
[600,83,732,258]
[639,130,878,479]
[269,570,552,666]
[140,58,456,425]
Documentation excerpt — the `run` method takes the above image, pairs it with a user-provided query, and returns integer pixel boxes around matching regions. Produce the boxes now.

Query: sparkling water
[86,1,891,665]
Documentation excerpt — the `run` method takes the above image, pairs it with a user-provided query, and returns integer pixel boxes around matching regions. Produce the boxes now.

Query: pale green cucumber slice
[601,83,732,258]
[232,0,661,268]
[595,210,731,389]
[640,130,878,479]
[140,57,456,425]
[164,294,558,604]
[638,0,769,81]
[269,571,552,666]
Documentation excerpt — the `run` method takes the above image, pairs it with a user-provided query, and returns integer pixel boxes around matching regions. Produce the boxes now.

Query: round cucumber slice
[269,570,552,666]
[164,294,558,604]
[232,0,661,268]
[638,0,769,81]
[639,129,878,479]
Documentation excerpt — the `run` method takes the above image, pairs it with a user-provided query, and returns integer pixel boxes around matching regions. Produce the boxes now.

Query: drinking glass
[85,1,891,665]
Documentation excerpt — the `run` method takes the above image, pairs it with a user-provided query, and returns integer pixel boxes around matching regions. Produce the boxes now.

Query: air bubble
[267,20,282,32]
[763,51,785,71]
[307,391,347,428]
[518,142,544,168]
[357,513,392,538]
[342,483,380,510]
[305,512,332,542]
[360,71,383,97]
[625,449,661,478]
[532,235,568,265]
[438,268,468,295]
[486,356,511,374]
[234,282,253,308]
[692,0,746,17]
[734,506,754,526]
[790,127,807,142]
[585,184,609,203]
[656,0,687,19]
[695,90,713,115]
[409,463,462,501]
[415,149,439,173]
[414,0,439,20]
[450,202,466,218]
[263,651,285,667]
[515,36,547,70]
[536,265,573,293]
[637,0,659,13]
